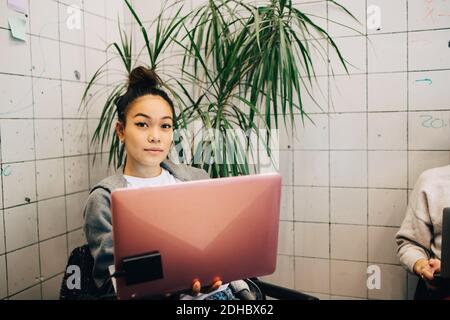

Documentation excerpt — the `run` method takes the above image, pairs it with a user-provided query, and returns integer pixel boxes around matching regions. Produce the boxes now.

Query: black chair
[60,245,318,300]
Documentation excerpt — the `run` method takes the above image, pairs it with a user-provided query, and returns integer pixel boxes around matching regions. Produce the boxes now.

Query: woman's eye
[162,124,172,129]
[135,122,148,128]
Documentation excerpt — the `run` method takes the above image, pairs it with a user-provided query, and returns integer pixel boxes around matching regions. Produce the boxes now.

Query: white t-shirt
[123,167,180,187]
[122,167,229,299]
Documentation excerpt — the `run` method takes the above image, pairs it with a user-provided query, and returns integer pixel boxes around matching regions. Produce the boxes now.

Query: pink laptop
[111,172,281,299]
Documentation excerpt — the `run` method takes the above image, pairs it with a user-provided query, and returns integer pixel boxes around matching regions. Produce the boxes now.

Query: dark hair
[114,66,176,126]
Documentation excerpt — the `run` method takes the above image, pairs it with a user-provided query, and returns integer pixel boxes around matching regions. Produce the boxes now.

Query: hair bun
[128,66,161,89]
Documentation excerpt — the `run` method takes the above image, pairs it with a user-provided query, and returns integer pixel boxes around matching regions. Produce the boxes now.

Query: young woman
[83,66,241,300]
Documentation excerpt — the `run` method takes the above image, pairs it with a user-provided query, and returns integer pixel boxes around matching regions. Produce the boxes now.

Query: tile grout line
[7,270,65,300]
[365,0,369,300]
[27,0,44,300]
[1,152,110,165]
[84,0,92,214]
[7,66,450,80]
[0,68,7,300]
[289,0,298,288]
[405,0,411,299]
[326,0,332,298]
[0,26,113,54]
[3,227,83,256]
[2,149,450,168]
[291,96,296,288]
[57,0,70,295]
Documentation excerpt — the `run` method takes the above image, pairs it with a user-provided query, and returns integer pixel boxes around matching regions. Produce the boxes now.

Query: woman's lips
[144,148,163,154]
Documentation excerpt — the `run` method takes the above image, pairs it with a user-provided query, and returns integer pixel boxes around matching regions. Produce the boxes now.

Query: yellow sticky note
[8,16,27,41]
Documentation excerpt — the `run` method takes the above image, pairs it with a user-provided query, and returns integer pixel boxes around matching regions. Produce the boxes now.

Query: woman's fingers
[191,279,201,295]
[415,259,441,281]
[421,267,435,280]
[210,279,223,291]
[413,259,429,275]
[429,259,441,273]
[191,277,222,295]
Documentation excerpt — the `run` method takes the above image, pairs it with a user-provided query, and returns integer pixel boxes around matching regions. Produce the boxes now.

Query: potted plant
[82,0,355,178]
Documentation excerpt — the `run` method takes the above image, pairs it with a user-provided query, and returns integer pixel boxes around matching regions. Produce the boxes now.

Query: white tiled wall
[36,158,65,200]
[37,197,67,241]
[330,188,367,225]
[9,284,42,300]
[0,0,123,299]
[368,33,408,73]
[367,0,407,34]
[330,260,368,298]
[0,255,7,299]
[6,244,40,295]
[39,235,68,280]
[329,113,367,149]
[293,114,329,149]
[4,204,38,252]
[3,162,36,208]
[329,74,366,112]
[0,211,4,255]
[41,274,64,300]
[331,224,367,261]
[295,257,330,293]
[409,70,450,111]
[1,0,449,300]
[330,151,367,187]
[368,264,407,300]
[294,186,329,223]
[368,73,407,112]
[294,222,329,259]
[293,151,329,186]
[261,0,450,300]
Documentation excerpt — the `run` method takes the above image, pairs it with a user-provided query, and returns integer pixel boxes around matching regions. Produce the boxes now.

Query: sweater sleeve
[83,188,114,288]
[396,178,434,274]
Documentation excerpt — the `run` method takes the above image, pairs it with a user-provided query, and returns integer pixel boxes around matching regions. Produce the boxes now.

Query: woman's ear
[116,121,125,143]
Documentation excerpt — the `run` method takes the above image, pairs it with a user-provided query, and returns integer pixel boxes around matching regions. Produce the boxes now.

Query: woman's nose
[147,128,161,142]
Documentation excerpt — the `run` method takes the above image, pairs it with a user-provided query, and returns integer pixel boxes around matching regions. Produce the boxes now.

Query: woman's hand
[191,277,222,296]
[159,277,223,299]
[428,258,441,275]
[414,258,441,282]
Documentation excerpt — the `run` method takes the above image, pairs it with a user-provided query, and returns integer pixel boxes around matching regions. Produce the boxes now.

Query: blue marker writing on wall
[416,78,433,85]
[420,115,450,129]
[0,165,12,176]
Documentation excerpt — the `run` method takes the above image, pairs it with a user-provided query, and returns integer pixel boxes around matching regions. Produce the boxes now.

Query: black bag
[59,244,115,300]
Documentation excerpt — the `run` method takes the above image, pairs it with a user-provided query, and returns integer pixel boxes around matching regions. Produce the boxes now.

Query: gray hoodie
[83,159,211,288]
[396,165,450,273]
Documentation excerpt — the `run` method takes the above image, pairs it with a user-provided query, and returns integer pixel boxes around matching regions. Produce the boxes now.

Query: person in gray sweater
[83,66,245,299]
[396,164,450,297]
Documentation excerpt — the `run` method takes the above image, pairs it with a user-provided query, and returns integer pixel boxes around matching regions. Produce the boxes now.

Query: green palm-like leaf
[83,0,356,177]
